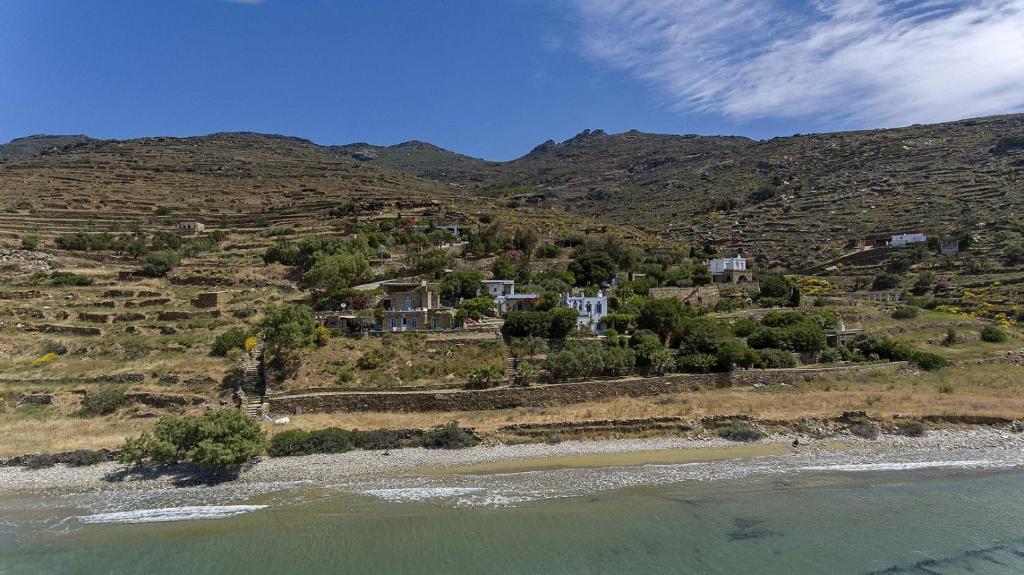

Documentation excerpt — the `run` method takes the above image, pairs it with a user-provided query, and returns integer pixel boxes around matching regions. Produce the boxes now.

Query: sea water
[3,447,1024,574]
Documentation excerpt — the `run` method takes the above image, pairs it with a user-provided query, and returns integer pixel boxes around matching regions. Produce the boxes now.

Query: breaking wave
[75,505,269,524]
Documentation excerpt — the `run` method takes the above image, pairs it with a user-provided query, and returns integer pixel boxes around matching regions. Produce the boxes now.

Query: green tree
[456,296,496,321]
[139,250,180,277]
[259,303,317,380]
[439,270,485,301]
[716,339,758,371]
[300,253,371,293]
[568,251,617,287]
[637,298,688,344]
[119,409,267,469]
[20,234,41,250]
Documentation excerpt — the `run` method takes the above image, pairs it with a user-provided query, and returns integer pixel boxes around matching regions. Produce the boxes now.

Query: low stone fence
[0,373,146,386]
[269,362,909,414]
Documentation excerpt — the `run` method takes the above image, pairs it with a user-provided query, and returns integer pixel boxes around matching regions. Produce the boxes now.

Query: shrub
[818,347,844,363]
[754,348,797,369]
[139,250,180,277]
[465,366,505,389]
[49,271,93,287]
[21,234,41,250]
[716,422,766,442]
[357,345,395,370]
[677,353,717,373]
[849,423,879,440]
[353,429,405,450]
[211,327,249,357]
[268,428,355,457]
[42,341,68,356]
[30,352,59,368]
[24,453,58,469]
[980,326,1009,343]
[420,421,479,449]
[79,387,127,416]
[895,420,927,437]
[119,409,267,469]
[872,273,901,291]
[501,308,579,339]
[66,449,106,466]
[912,351,947,371]
[891,307,919,320]
[314,325,332,347]
[943,328,958,346]
[716,339,758,372]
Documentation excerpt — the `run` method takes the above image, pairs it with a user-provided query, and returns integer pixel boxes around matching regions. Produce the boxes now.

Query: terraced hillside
[332,115,1024,269]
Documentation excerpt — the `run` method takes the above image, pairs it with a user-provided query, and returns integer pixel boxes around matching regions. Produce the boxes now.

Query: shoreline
[2,427,1023,496]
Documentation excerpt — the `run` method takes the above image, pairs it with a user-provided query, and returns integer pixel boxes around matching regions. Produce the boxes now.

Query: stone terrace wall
[270,362,908,414]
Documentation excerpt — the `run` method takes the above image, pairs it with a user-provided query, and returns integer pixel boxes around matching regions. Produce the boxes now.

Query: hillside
[334,116,1024,269]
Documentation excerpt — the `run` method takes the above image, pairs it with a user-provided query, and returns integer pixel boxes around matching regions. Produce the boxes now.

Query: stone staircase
[237,342,266,419]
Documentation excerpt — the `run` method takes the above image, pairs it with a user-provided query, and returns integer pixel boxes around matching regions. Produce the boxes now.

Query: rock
[1011,420,1024,433]
[158,374,181,385]
[131,410,160,419]
[160,326,178,335]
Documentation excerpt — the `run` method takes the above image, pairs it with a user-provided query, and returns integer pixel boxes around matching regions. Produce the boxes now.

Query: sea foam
[76,505,268,524]
[799,459,1020,472]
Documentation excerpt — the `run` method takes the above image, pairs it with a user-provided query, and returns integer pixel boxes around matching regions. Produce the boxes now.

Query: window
[403,297,412,311]
[390,318,397,329]
[596,303,602,314]
[411,317,418,328]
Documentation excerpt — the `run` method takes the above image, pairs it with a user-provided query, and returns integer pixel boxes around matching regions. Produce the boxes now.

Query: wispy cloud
[571,0,1024,126]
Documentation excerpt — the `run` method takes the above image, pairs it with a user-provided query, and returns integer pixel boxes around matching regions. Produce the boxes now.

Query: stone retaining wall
[270,362,909,414]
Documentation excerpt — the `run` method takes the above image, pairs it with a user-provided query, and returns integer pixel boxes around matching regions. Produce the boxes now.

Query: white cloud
[571,0,1024,126]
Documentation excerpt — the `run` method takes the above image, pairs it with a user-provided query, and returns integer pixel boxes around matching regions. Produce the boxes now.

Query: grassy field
[2,351,1021,456]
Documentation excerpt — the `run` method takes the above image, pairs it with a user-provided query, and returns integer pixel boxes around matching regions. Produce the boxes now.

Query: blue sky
[2,1,1023,160]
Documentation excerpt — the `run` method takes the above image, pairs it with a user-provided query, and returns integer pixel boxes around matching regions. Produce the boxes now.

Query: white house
[891,233,926,247]
[707,256,746,274]
[561,291,608,333]
[480,279,515,298]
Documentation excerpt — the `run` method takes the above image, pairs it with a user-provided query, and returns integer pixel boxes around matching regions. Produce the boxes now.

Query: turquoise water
[4,454,1024,574]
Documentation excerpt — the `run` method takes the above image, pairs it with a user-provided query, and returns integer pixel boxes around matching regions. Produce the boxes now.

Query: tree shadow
[103,461,252,487]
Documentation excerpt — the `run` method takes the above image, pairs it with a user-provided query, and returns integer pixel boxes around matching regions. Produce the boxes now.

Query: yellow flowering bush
[30,352,58,368]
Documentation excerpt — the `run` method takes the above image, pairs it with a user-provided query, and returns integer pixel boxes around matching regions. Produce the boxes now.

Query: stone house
[178,221,205,235]
[191,290,225,308]
[377,279,455,331]
[480,279,515,298]
[707,256,753,283]
[561,291,608,333]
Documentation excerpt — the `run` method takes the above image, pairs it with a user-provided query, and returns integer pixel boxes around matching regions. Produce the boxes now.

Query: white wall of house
[561,291,608,332]
[891,233,926,247]
[481,280,515,298]
[708,256,746,274]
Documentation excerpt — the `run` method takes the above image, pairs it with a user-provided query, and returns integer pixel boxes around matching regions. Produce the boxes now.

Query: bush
[21,234,41,250]
[980,326,1009,343]
[895,420,927,437]
[420,421,479,449]
[891,307,920,320]
[501,308,579,339]
[119,409,267,468]
[79,387,127,416]
[716,422,766,442]
[754,348,797,369]
[944,328,958,346]
[268,428,355,457]
[871,273,901,290]
[211,327,249,357]
[353,429,405,450]
[30,352,59,368]
[818,347,844,363]
[357,345,395,370]
[24,453,58,469]
[715,339,758,372]
[49,271,93,287]
[66,449,107,466]
[912,351,947,371]
[139,250,180,277]
[849,423,879,440]
[677,353,717,373]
